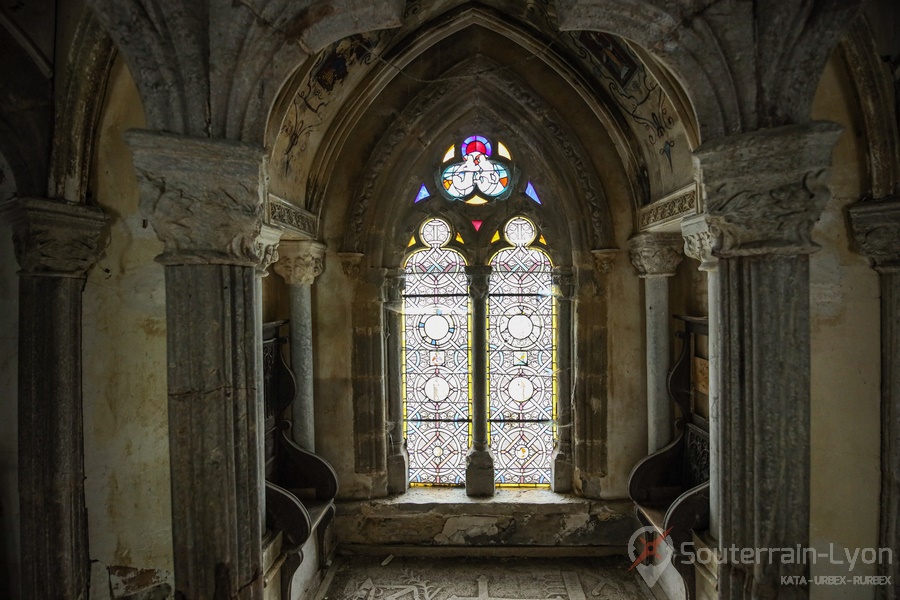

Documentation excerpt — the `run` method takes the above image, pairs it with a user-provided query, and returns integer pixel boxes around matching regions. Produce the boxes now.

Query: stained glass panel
[403,218,470,486]
[488,217,555,486]
[440,135,511,200]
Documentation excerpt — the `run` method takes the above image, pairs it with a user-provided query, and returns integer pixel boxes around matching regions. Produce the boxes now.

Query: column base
[551,449,573,493]
[386,449,409,495]
[465,448,495,497]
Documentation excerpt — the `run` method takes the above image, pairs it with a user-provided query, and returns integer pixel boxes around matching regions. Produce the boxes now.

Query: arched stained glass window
[488,217,555,486]
[403,219,470,485]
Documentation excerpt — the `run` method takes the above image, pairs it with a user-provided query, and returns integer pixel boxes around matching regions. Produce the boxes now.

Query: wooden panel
[692,356,709,395]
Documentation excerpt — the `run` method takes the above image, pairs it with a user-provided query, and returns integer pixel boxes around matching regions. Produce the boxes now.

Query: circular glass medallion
[507,314,534,339]
[423,314,451,340]
[424,376,451,402]
[508,376,535,402]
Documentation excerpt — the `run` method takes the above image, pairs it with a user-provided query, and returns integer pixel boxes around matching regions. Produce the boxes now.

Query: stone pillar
[383,269,409,494]
[273,240,325,451]
[2,197,105,600]
[551,267,574,492]
[465,265,494,496]
[628,232,684,453]
[694,122,842,599]
[126,129,269,600]
[848,197,900,597]
[681,214,721,541]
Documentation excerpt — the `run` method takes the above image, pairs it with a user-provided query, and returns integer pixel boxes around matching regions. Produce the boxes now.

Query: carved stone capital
[273,239,326,285]
[382,267,406,303]
[681,214,719,271]
[628,232,684,278]
[552,266,576,299]
[255,225,282,276]
[693,122,842,257]
[465,265,492,300]
[2,197,107,277]
[124,129,266,267]
[338,252,364,278]
[590,248,620,274]
[849,197,900,272]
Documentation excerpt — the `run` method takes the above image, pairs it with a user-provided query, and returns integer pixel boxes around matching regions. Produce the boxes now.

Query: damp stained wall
[82,55,174,595]
[807,51,881,595]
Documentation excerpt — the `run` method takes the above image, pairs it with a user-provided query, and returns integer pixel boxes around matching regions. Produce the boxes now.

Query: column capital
[273,239,326,285]
[628,232,684,278]
[2,197,107,277]
[465,265,492,299]
[382,267,406,302]
[849,197,900,272]
[125,129,266,267]
[255,224,283,276]
[693,121,842,257]
[681,214,719,271]
[590,248,620,274]
[552,266,576,299]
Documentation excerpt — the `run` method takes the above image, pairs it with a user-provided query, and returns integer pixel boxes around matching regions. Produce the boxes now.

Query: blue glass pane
[414,184,431,203]
[525,181,542,204]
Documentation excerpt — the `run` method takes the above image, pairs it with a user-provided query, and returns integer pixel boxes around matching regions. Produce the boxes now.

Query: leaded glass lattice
[488,217,555,486]
[403,218,470,485]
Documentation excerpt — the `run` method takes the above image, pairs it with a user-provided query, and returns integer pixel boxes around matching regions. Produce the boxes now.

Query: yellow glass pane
[455,233,465,244]
[498,142,511,160]
[442,145,455,162]
[491,230,500,243]
[539,234,547,245]
[466,196,488,205]
[407,236,416,247]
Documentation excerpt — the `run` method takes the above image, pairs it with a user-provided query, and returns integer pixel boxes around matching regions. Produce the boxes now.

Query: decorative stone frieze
[628,232,684,277]
[273,240,326,285]
[125,129,266,267]
[849,197,900,272]
[694,122,843,257]
[3,197,107,277]
[681,214,719,272]
[268,193,317,238]
[639,185,698,230]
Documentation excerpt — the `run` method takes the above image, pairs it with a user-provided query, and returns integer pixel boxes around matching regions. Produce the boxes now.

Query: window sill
[333,488,635,548]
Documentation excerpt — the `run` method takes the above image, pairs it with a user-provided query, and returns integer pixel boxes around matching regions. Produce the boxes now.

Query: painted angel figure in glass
[441,136,511,199]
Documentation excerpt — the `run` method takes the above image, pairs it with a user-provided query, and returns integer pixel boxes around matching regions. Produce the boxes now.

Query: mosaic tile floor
[316,555,658,600]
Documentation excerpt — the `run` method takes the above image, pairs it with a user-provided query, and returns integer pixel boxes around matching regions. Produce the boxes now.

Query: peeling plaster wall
[82,56,174,596]
[809,52,880,595]
[0,216,21,598]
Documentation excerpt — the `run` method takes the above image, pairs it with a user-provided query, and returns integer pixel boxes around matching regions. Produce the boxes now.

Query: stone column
[383,269,409,494]
[848,197,900,597]
[465,265,494,496]
[681,214,721,541]
[694,122,842,600]
[273,240,325,451]
[126,129,269,600]
[2,197,105,600]
[551,267,574,493]
[629,232,684,453]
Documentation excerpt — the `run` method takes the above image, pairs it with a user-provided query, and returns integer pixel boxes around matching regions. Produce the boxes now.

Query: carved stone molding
[552,266,576,299]
[628,232,684,278]
[640,184,698,230]
[681,214,719,272]
[693,121,842,258]
[124,129,266,267]
[273,240,326,285]
[2,197,107,277]
[465,265,492,299]
[255,224,283,276]
[849,197,900,272]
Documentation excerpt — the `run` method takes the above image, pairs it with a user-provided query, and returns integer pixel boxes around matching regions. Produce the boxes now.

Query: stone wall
[82,56,174,597]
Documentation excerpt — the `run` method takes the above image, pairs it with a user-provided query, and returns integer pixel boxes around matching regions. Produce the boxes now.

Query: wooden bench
[628,315,711,599]
[262,321,339,598]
